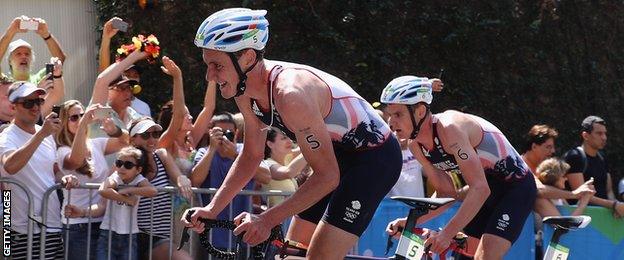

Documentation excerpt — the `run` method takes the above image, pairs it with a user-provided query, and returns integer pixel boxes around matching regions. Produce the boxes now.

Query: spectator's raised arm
[158,56,185,150]
[90,50,147,106]
[0,17,27,71]
[190,81,216,148]
[33,17,66,63]
[98,17,121,73]
[40,57,65,117]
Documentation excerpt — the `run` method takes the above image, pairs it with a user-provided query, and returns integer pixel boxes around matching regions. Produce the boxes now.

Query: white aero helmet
[195,8,269,52]
[380,76,433,105]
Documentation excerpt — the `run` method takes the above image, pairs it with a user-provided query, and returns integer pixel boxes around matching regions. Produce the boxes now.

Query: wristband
[43,34,52,41]
[53,74,62,79]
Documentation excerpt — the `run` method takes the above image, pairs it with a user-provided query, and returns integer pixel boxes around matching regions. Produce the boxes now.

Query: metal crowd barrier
[0,177,35,260]
[36,183,294,260]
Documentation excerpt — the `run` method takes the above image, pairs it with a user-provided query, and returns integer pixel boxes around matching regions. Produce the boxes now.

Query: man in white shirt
[0,81,64,259]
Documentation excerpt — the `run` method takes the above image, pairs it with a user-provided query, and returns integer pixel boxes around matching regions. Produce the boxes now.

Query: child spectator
[97,146,157,260]
[537,158,594,217]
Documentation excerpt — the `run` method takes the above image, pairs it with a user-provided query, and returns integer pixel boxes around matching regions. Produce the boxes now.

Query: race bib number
[396,230,425,260]
[543,242,569,260]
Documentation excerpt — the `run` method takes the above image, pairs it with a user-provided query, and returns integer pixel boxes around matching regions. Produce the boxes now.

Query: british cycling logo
[497,213,510,231]
[343,200,361,223]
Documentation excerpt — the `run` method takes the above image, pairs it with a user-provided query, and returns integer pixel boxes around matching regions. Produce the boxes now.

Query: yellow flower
[147,34,159,45]
[132,37,142,50]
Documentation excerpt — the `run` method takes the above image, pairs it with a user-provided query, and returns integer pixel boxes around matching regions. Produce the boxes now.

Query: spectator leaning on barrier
[97,146,158,260]
[128,117,193,260]
[0,81,77,259]
[563,116,624,217]
[55,100,129,260]
[536,158,594,217]
[0,16,66,83]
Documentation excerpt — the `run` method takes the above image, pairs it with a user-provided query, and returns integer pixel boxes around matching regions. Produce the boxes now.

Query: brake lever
[177,209,195,251]
[385,226,404,255]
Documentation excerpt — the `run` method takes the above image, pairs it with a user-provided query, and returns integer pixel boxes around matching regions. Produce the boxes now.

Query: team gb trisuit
[417,114,537,242]
[250,61,402,236]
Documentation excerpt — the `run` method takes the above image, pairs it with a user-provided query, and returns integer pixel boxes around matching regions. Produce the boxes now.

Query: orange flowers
[116,34,160,63]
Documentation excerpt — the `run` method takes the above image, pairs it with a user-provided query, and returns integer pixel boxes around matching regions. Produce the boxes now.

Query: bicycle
[179,197,472,260]
[541,215,591,260]
[384,196,471,260]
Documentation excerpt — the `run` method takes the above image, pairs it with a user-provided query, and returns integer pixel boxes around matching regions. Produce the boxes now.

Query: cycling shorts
[297,135,402,236]
[463,173,537,243]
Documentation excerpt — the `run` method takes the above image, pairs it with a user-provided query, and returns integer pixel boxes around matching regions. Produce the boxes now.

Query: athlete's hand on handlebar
[385,217,407,239]
[181,207,215,233]
[424,229,454,255]
[233,212,273,246]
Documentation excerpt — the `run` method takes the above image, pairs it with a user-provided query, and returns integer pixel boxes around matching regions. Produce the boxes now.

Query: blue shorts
[463,173,537,243]
[297,135,402,236]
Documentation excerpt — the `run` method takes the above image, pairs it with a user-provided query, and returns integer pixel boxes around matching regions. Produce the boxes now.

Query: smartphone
[52,105,61,118]
[224,130,235,142]
[19,20,39,31]
[94,106,114,120]
[111,20,129,32]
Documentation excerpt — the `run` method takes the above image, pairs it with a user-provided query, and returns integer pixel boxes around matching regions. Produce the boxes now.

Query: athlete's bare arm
[425,114,490,253]
[260,70,340,226]
[201,95,268,216]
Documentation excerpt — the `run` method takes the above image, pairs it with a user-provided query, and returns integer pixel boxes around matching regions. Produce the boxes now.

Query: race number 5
[397,231,425,260]
[406,236,425,260]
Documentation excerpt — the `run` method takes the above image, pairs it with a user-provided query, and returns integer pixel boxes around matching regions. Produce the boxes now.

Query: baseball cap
[7,81,46,103]
[129,118,163,137]
[8,39,32,55]
[581,115,605,132]
[125,64,143,75]
[110,76,139,88]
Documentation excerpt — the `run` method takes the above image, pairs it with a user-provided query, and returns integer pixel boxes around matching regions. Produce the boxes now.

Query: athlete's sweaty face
[385,104,413,140]
[202,49,240,99]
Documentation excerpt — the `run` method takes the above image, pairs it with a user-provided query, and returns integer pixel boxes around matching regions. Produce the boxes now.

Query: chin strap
[407,104,429,139]
[227,52,259,97]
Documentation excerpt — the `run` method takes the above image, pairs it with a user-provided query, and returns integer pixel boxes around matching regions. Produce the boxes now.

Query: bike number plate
[544,242,569,260]
[396,231,425,260]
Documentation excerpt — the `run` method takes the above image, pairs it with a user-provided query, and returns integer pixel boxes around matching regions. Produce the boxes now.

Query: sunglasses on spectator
[17,98,45,109]
[115,160,138,169]
[136,131,162,140]
[68,113,85,122]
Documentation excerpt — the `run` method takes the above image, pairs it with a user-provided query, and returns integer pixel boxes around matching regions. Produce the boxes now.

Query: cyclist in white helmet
[382,76,537,259]
[182,8,403,259]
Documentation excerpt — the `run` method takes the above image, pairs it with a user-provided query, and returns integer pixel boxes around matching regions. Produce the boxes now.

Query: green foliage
[95,0,624,180]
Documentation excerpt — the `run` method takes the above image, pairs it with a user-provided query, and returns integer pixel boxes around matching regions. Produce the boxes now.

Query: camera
[224,130,235,142]
[45,63,54,80]
[51,105,61,118]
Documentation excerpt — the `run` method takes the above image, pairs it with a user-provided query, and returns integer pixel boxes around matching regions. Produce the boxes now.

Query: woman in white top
[261,127,309,207]
[536,158,594,217]
[55,100,129,260]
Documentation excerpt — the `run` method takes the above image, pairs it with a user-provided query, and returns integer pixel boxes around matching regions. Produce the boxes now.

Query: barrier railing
[0,177,35,260]
[38,183,294,260]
